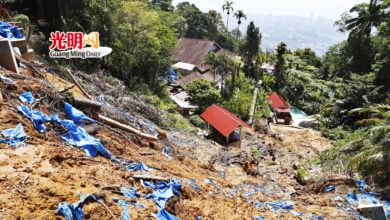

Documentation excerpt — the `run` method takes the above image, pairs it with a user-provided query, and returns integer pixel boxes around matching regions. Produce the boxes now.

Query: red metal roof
[268,92,290,112]
[200,104,251,137]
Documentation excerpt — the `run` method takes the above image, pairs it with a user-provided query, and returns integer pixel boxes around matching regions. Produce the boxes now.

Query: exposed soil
[0,65,358,220]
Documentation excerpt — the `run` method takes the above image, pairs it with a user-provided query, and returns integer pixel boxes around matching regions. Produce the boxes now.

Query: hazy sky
[172,0,366,20]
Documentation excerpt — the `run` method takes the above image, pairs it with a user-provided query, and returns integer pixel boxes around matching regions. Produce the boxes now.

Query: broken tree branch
[63,69,92,99]
[73,97,102,111]
[59,84,75,93]
[133,174,169,182]
[97,199,117,220]
[96,114,158,142]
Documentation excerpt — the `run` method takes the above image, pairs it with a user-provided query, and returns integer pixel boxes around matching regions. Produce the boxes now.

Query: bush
[13,14,30,35]
[187,79,221,112]
[189,115,207,129]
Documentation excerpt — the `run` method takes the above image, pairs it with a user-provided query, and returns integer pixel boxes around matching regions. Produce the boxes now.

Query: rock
[292,164,299,170]
[299,120,316,128]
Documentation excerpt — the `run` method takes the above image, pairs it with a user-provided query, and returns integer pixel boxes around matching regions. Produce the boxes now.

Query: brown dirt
[0,66,357,220]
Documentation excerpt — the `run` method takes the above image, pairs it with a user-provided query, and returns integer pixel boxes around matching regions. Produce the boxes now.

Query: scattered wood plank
[0,40,19,74]
[139,152,155,156]
[133,174,169,182]
[96,114,158,142]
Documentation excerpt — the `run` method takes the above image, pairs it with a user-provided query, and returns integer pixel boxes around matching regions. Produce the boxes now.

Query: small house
[201,104,251,146]
[268,92,292,125]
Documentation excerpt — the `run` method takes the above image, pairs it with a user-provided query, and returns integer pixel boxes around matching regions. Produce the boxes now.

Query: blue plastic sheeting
[195,217,203,220]
[127,162,151,171]
[0,75,13,84]
[346,179,390,219]
[56,118,115,159]
[220,170,225,179]
[112,198,144,220]
[145,179,182,209]
[162,66,178,82]
[112,198,132,220]
[356,179,367,190]
[309,214,325,220]
[0,21,23,39]
[64,102,96,125]
[290,211,304,217]
[121,187,141,199]
[188,179,201,192]
[385,202,390,219]
[143,119,158,136]
[17,105,53,133]
[57,194,99,220]
[19,92,36,104]
[157,208,180,220]
[0,124,27,146]
[253,217,264,220]
[96,95,108,105]
[325,185,335,192]
[254,201,294,212]
[162,146,173,160]
[205,179,213,184]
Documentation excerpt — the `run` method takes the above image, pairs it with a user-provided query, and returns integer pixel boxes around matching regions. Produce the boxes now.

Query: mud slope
[0,66,355,220]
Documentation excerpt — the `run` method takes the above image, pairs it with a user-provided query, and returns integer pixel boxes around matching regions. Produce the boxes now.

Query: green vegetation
[7,0,389,190]
[187,79,221,112]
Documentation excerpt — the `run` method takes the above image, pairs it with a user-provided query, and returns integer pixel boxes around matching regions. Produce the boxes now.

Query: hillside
[2,51,390,219]
[0,60,364,219]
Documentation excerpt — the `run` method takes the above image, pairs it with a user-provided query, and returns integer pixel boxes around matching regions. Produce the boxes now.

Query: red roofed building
[201,104,251,145]
[268,92,292,124]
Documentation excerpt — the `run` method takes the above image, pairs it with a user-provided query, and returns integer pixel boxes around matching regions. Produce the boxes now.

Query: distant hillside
[236,14,347,56]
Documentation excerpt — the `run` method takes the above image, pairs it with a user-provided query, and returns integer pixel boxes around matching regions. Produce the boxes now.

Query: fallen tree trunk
[96,114,158,142]
[73,97,102,112]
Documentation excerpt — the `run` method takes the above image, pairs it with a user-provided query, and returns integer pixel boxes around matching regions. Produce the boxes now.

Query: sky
[172,0,366,20]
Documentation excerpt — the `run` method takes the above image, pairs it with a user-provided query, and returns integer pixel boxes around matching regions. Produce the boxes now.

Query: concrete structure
[0,39,19,73]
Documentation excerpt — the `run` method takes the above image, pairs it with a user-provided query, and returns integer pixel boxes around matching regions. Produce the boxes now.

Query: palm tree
[207,10,219,38]
[346,104,390,186]
[234,10,246,41]
[344,0,384,37]
[222,0,234,35]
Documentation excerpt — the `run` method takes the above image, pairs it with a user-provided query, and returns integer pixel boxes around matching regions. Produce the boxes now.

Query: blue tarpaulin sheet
[162,66,178,82]
[127,162,151,171]
[17,105,53,133]
[0,124,27,146]
[253,217,264,220]
[19,92,36,104]
[0,75,13,84]
[145,179,181,209]
[57,194,99,220]
[121,187,141,199]
[157,209,180,220]
[346,179,390,219]
[0,21,23,39]
[325,185,335,192]
[188,179,201,192]
[64,102,95,125]
[56,118,115,159]
[254,201,294,211]
[162,146,173,160]
[112,198,131,220]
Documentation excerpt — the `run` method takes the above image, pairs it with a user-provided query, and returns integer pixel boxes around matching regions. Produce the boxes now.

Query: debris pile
[0,53,387,220]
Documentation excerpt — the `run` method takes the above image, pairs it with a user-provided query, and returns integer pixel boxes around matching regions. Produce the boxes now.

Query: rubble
[0,54,375,219]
